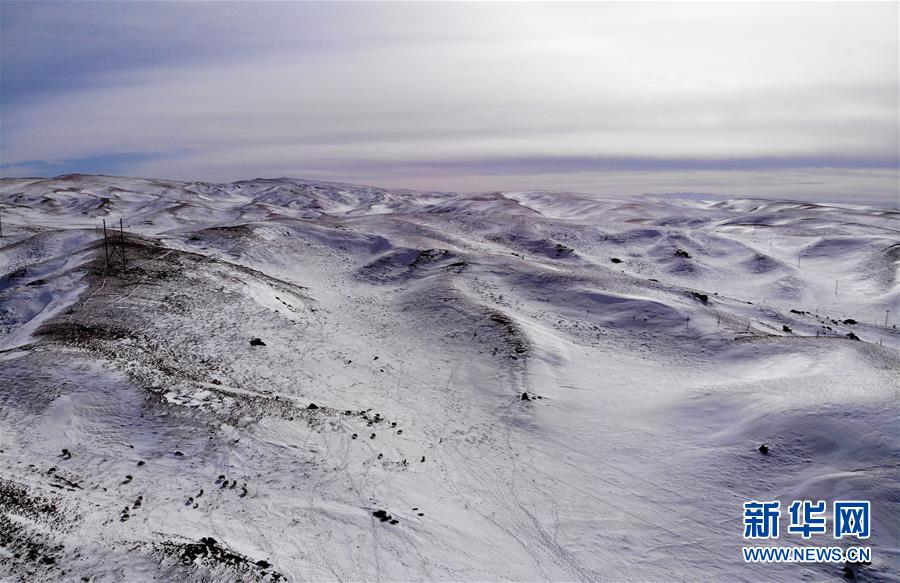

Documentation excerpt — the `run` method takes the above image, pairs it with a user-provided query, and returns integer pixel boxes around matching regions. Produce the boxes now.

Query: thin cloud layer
[1,2,898,200]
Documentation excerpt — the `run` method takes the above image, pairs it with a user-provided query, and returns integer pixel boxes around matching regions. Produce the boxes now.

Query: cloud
[1,2,897,200]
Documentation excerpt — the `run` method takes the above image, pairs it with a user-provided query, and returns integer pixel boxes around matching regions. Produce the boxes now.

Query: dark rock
[521,392,530,401]
[136,460,145,466]
[249,338,266,346]
[610,258,622,264]
[843,319,857,325]
[691,292,708,303]
[846,332,860,341]
[674,249,691,258]
[257,560,271,568]
[420,456,425,463]
[370,433,376,439]
[307,403,319,410]
[758,444,769,455]
[372,510,390,522]
[782,325,792,333]
[351,434,357,439]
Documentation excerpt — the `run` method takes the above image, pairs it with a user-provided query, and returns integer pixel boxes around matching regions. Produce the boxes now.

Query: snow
[0,174,897,582]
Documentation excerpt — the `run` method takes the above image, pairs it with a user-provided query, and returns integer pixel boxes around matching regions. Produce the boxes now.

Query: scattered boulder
[782,325,792,333]
[610,258,622,264]
[691,292,708,304]
[674,249,691,258]
[249,338,266,346]
[372,509,391,522]
[521,392,530,401]
[846,332,861,341]
[758,444,769,455]
[843,319,857,325]
[307,403,319,410]
[554,243,574,256]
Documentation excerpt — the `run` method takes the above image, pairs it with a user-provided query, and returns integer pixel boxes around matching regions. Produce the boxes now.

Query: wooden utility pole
[119,218,127,271]
[102,219,111,274]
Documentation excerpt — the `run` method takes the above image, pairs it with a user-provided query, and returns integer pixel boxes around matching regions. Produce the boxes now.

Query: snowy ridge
[0,175,897,582]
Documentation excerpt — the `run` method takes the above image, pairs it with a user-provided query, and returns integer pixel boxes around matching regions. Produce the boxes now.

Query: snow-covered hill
[0,174,897,582]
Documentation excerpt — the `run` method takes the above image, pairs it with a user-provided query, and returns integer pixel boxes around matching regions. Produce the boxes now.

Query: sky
[1,1,898,201]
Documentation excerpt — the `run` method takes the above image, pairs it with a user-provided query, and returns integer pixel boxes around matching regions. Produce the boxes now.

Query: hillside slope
[0,175,897,582]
